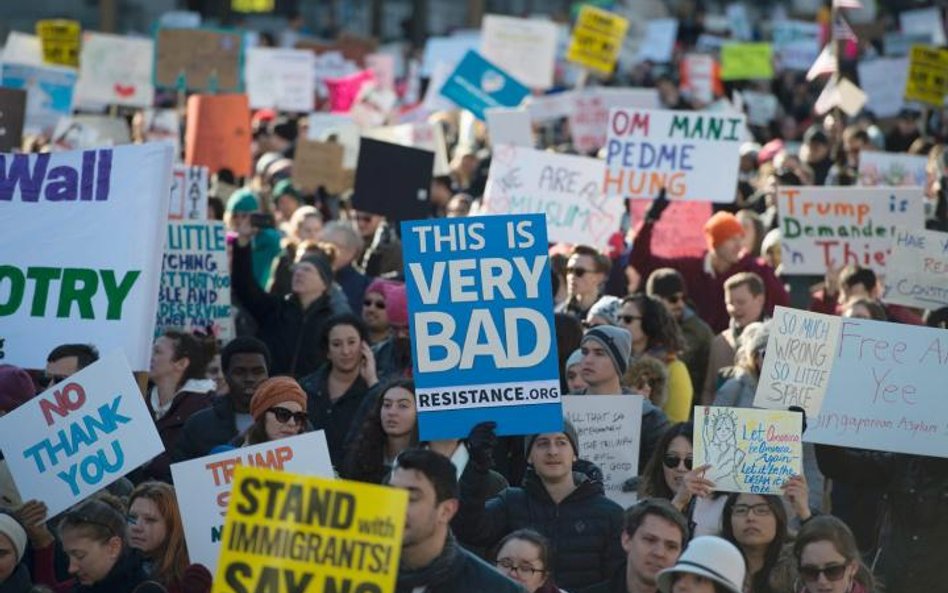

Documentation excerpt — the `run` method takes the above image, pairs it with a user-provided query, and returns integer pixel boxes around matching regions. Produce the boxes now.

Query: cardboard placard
[36,19,80,68]
[0,352,164,518]
[439,50,530,120]
[904,45,948,107]
[154,28,244,92]
[184,94,252,177]
[566,5,630,75]
[244,47,315,112]
[881,227,948,311]
[169,164,209,220]
[401,214,562,440]
[0,89,27,151]
[352,138,433,221]
[291,139,349,194]
[481,15,558,89]
[720,43,774,81]
[76,32,155,108]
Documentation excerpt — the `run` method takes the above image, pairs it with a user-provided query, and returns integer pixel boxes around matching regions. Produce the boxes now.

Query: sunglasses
[663,455,693,470]
[799,564,848,583]
[567,266,593,278]
[363,299,386,310]
[619,314,642,324]
[268,406,307,425]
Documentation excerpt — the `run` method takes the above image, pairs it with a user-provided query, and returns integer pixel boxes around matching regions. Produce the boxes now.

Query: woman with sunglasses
[493,530,564,593]
[619,295,694,423]
[127,483,211,593]
[240,377,310,446]
[343,379,419,484]
[792,516,875,593]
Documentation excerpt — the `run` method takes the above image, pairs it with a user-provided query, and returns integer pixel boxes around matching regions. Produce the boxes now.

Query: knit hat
[586,296,622,326]
[297,252,334,287]
[525,419,580,458]
[226,188,259,213]
[0,513,28,563]
[385,283,409,328]
[272,178,301,202]
[657,536,745,593]
[703,211,745,250]
[249,377,307,421]
[646,268,686,299]
[0,365,36,414]
[581,326,633,377]
[565,348,584,370]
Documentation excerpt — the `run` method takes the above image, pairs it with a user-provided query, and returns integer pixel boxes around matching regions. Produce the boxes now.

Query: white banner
[0,143,173,370]
[481,15,558,89]
[245,47,316,112]
[75,32,155,108]
[882,227,948,311]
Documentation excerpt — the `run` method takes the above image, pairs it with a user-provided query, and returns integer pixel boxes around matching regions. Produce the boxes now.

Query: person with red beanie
[630,191,788,333]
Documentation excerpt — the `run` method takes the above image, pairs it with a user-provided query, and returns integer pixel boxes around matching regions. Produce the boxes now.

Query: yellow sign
[35,19,81,67]
[213,466,407,593]
[566,5,630,75]
[232,0,275,13]
[720,43,774,81]
[904,45,948,106]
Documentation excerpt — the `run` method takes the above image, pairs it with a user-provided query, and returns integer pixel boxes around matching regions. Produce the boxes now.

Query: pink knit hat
[366,280,408,328]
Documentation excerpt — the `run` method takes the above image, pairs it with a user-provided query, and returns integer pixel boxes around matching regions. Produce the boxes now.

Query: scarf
[396,532,461,591]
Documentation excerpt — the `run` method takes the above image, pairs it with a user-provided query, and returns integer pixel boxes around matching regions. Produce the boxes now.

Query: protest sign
[741,91,779,126]
[628,199,712,258]
[680,54,720,104]
[0,62,76,136]
[563,395,642,508]
[292,139,349,194]
[566,5,629,75]
[481,15,558,89]
[71,114,130,146]
[154,28,244,93]
[325,69,374,113]
[772,20,821,71]
[857,58,910,118]
[881,227,948,311]
[142,109,181,159]
[420,35,480,78]
[754,307,841,416]
[635,19,678,63]
[775,187,925,275]
[170,431,333,572]
[422,61,460,113]
[883,32,931,57]
[0,352,164,518]
[232,0,274,12]
[36,19,80,68]
[485,107,533,148]
[858,152,927,188]
[159,11,202,29]
[365,52,395,91]
[184,94,252,177]
[306,113,360,169]
[720,43,774,80]
[439,50,530,120]
[244,47,315,112]
[524,90,578,121]
[75,33,154,108]
[352,139,434,221]
[401,214,561,440]
[483,145,619,249]
[169,164,208,220]
[349,83,399,128]
[694,406,803,494]
[904,45,948,107]
[51,117,104,151]
[569,87,661,154]
[725,3,752,40]
[2,32,44,66]
[312,51,359,99]
[807,318,948,458]
[900,7,947,46]
[814,77,867,117]
[156,221,233,339]
[605,107,745,203]
[213,466,406,593]
[363,122,450,176]
[0,89,26,152]
[0,143,173,370]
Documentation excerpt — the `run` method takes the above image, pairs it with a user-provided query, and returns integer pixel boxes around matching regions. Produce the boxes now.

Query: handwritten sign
[605,108,744,203]
[857,152,927,188]
[776,187,925,275]
[881,227,948,311]
[694,406,802,494]
[563,395,642,508]
[754,307,841,416]
[76,33,155,108]
[154,28,243,93]
[213,467,406,593]
[36,19,80,67]
[680,54,720,104]
[0,62,76,136]
[904,45,948,106]
[629,199,711,258]
[401,214,562,440]
[244,47,315,112]
[566,5,629,75]
[569,87,660,154]
[169,164,208,220]
[483,145,620,249]
[292,139,349,194]
[808,318,948,458]
[481,15,558,89]
[0,352,164,518]
[170,431,333,572]
[720,43,774,80]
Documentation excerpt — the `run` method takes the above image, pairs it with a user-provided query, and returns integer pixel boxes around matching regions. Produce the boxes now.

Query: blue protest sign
[401,214,562,440]
[438,50,530,120]
[0,62,76,136]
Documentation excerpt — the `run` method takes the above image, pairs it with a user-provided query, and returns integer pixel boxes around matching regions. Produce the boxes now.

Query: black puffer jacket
[232,241,333,377]
[171,396,239,462]
[454,467,624,591]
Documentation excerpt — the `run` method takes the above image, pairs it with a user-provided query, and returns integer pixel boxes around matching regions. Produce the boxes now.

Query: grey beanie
[565,348,584,369]
[582,326,633,376]
[526,419,580,457]
[297,252,334,287]
[586,296,622,326]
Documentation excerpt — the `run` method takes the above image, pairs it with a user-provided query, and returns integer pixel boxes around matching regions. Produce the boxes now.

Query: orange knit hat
[703,212,745,250]
[249,377,307,421]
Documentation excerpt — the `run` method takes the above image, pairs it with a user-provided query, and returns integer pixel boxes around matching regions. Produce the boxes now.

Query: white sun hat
[657,536,746,593]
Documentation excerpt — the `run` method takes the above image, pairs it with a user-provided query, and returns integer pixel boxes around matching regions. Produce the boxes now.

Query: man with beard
[390,448,525,593]
[581,499,687,593]
[172,337,271,460]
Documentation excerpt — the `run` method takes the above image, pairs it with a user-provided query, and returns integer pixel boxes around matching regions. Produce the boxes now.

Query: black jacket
[0,564,31,593]
[395,538,525,593]
[579,562,627,593]
[171,396,239,462]
[232,241,333,377]
[299,363,379,467]
[71,551,146,593]
[815,444,948,592]
[454,467,625,591]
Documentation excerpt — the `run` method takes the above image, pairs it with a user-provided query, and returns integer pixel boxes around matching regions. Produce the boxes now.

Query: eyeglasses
[567,267,593,278]
[496,559,545,577]
[363,299,386,310]
[267,406,308,425]
[732,503,773,517]
[619,314,642,324]
[663,455,693,470]
[799,564,848,583]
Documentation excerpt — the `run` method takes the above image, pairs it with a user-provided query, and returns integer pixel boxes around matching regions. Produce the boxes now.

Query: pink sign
[325,69,374,112]
[630,199,712,258]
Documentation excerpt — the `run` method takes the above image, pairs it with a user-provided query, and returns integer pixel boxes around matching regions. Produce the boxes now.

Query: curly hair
[622,294,686,355]
[342,379,418,484]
